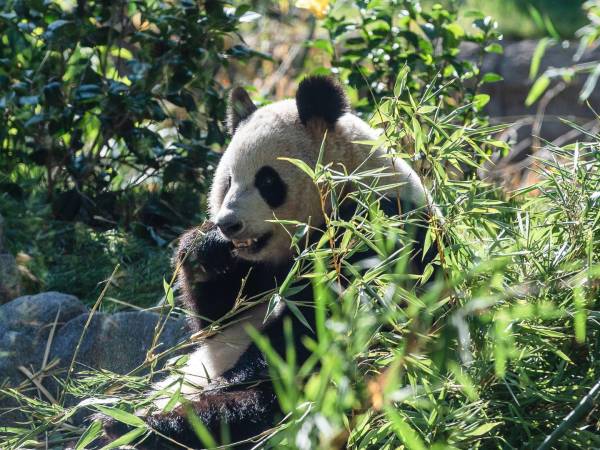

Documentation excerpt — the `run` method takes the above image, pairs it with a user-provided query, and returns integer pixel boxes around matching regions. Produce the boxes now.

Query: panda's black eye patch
[255,165,286,208]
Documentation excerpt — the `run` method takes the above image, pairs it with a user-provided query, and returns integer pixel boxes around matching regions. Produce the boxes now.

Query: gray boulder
[50,310,189,376]
[0,292,88,382]
[0,292,190,388]
[461,39,600,187]
[461,39,600,141]
[495,40,600,140]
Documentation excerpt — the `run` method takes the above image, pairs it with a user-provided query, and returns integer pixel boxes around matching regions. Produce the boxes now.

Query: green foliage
[241,73,600,449]
[321,0,502,121]
[0,0,261,233]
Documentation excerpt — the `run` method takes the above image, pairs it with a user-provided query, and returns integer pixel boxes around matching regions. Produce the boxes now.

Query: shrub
[321,0,502,122]
[0,0,262,235]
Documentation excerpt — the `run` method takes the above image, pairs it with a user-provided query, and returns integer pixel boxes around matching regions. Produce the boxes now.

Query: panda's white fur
[152,300,285,410]
[149,92,431,412]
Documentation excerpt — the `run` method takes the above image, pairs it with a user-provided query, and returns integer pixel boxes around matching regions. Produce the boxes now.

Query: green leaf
[473,94,490,109]
[163,277,174,306]
[444,23,464,39]
[278,157,315,179]
[484,43,503,54]
[580,63,600,102]
[18,95,39,106]
[527,5,545,31]
[95,406,146,428]
[525,75,551,106]
[554,349,573,364]
[543,14,560,40]
[573,286,587,344]
[465,422,501,437]
[46,19,73,34]
[24,114,46,127]
[393,65,410,97]
[530,38,550,80]
[162,386,183,412]
[75,84,102,103]
[75,420,103,450]
[481,73,503,83]
[386,408,427,450]
[283,298,314,333]
[464,10,485,19]
[310,39,334,55]
[101,427,146,449]
[183,403,218,448]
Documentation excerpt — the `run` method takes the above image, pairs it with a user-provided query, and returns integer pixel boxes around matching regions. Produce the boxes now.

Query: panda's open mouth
[231,232,272,253]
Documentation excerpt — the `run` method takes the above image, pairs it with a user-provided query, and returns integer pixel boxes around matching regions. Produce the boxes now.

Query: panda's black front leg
[100,381,276,450]
[176,221,254,330]
[152,383,276,449]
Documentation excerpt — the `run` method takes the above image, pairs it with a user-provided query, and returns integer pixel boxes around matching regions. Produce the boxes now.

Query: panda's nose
[216,216,244,238]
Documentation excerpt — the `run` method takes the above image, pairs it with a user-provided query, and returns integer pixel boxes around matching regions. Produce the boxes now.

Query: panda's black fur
[296,75,349,126]
[100,76,438,449]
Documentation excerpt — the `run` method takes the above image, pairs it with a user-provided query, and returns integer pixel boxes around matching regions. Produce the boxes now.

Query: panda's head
[208,76,371,264]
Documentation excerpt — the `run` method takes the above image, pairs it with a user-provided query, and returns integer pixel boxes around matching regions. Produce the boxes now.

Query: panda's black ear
[296,76,349,127]
[227,87,257,135]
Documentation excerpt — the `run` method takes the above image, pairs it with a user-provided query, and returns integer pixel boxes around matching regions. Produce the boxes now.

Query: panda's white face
[208,77,430,265]
[209,100,324,264]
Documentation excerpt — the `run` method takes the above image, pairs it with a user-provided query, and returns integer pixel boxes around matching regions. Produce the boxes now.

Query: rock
[461,39,600,142]
[50,311,189,376]
[0,293,189,384]
[496,40,600,140]
[461,39,600,188]
[0,292,88,382]
[50,311,189,424]
[0,292,190,425]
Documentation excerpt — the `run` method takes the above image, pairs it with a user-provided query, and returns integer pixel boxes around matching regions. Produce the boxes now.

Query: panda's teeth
[233,238,253,248]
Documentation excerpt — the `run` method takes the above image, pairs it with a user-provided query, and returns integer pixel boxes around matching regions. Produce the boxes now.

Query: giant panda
[100,76,438,449]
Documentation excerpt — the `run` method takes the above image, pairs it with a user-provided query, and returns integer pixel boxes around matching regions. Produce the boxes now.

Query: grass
[1,70,598,449]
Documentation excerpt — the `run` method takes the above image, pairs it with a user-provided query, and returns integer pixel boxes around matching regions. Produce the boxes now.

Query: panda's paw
[95,412,136,440]
[177,222,235,280]
[97,410,191,450]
